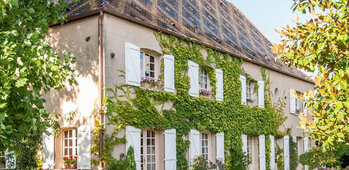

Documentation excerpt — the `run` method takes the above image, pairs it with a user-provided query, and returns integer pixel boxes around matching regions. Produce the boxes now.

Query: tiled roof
[66,0,311,82]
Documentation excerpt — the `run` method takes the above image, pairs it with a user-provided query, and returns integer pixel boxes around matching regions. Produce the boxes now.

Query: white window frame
[199,69,209,90]
[246,81,253,100]
[141,52,158,80]
[201,133,209,160]
[63,129,77,157]
[140,130,156,170]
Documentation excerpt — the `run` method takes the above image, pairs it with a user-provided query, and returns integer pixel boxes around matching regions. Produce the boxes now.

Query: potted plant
[141,77,158,89]
[200,89,212,98]
[63,154,77,169]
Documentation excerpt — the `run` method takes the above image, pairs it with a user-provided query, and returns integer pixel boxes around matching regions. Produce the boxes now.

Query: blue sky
[227,0,297,44]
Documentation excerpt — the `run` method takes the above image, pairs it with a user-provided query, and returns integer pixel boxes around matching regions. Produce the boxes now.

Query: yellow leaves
[314,76,321,86]
[286,25,290,30]
[299,113,308,122]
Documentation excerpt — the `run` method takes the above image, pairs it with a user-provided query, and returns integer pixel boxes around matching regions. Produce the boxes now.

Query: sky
[227,0,298,44]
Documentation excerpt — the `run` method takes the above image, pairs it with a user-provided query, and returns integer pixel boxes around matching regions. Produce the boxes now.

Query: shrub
[107,147,136,170]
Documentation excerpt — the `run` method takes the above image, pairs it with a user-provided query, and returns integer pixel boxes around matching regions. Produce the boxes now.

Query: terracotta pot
[64,164,69,169]
[69,163,77,169]
[141,82,156,89]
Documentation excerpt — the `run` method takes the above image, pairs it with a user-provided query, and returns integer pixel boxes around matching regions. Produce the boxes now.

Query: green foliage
[289,139,298,170]
[265,136,271,170]
[227,147,249,170]
[276,144,284,170]
[0,0,77,155]
[299,144,349,169]
[107,147,137,170]
[14,134,41,169]
[100,32,286,169]
[274,0,349,147]
[190,155,224,170]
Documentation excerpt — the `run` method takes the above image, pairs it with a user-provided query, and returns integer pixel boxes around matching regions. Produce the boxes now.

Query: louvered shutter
[258,81,265,108]
[164,129,176,170]
[77,125,91,169]
[188,61,199,97]
[189,129,200,165]
[241,134,248,156]
[164,55,175,93]
[270,135,276,170]
[216,132,224,163]
[284,136,290,170]
[259,135,266,170]
[216,69,224,101]
[126,126,141,170]
[125,42,141,86]
[5,150,16,169]
[290,90,296,114]
[240,76,247,104]
[42,128,54,169]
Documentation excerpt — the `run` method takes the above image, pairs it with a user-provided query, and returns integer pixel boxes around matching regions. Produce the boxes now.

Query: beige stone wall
[102,13,314,168]
[45,12,314,169]
[45,16,99,169]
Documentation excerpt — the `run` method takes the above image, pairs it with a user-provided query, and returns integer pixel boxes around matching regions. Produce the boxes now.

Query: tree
[273,0,348,148]
[0,0,76,154]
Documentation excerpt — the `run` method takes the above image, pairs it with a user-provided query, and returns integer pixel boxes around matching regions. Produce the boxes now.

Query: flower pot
[141,82,152,88]
[69,163,77,169]
[0,164,5,168]
[64,164,69,169]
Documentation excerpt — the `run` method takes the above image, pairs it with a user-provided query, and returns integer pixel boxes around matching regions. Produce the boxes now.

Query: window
[141,130,156,170]
[246,81,252,100]
[296,98,303,113]
[199,69,208,90]
[247,136,252,162]
[63,129,77,157]
[141,52,156,79]
[201,133,209,160]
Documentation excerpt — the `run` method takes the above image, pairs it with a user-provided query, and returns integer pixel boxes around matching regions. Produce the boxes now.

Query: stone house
[40,0,314,170]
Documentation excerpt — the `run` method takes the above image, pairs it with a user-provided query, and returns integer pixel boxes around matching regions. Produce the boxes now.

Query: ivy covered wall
[94,31,286,169]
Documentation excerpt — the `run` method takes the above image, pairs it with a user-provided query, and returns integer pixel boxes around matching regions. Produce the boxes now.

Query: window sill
[140,82,163,91]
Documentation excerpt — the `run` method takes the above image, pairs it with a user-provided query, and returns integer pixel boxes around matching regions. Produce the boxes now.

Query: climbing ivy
[289,139,299,170]
[94,32,286,169]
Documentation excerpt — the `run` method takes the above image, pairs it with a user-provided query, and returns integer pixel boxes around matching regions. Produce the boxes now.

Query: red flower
[69,154,73,158]
[63,157,67,160]
[74,156,77,159]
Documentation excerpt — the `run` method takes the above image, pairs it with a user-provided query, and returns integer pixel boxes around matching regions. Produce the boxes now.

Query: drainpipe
[98,9,104,170]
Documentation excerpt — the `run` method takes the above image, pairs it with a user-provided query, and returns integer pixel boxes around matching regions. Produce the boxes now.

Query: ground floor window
[63,129,77,157]
[141,130,156,170]
[201,133,209,160]
[247,136,253,162]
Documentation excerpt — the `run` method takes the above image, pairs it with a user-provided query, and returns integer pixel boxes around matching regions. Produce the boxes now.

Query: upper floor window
[141,130,156,170]
[199,69,209,90]
[63,129,77,157]
[201,133,209,160]
[246,81,253,100]
[141,52,158,79]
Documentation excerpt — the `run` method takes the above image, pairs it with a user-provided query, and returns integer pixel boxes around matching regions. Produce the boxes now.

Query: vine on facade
[91,32,286,169]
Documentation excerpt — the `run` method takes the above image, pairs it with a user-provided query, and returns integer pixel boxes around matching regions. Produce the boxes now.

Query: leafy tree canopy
[273,0,348,148]
[0,0,76,151]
